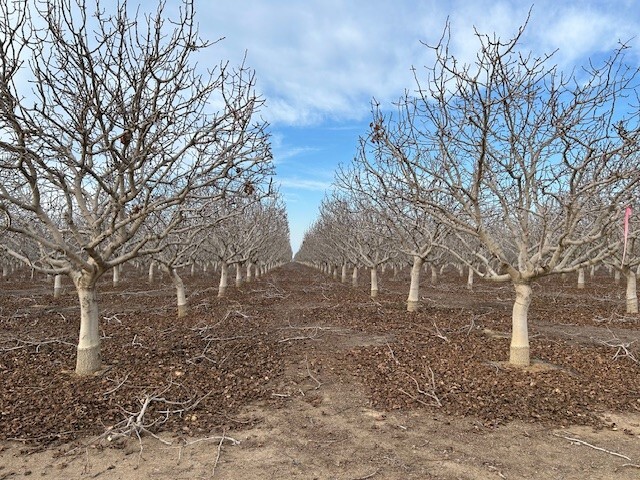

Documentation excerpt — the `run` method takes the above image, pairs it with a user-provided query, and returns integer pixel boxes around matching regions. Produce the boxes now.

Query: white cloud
[277,177,332,192]
[197,0,640,127]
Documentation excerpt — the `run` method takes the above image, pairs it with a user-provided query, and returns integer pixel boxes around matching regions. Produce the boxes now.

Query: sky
[156,1,640,252]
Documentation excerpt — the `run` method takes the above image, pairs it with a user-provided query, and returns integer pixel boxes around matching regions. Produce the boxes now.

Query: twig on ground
[553,433,632,461]
[401,366,442,408]
[305,356,322,390]
[211,430,226,477]
[351,468,380,479]
[386,342,400,365]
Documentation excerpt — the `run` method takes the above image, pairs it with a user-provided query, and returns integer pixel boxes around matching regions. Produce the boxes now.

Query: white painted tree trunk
[2,265,8,277]
[53,274,63,298]
[235,263,242,288]
[590,264,596,277]
[370,267,378,298]
[333,266,338,279]
[577,268,585,289]
[112,265,120,287]
[74,280,101,375]
[352,266,358,287]
[148,261,155,284]
[625,268,638,314]
[407,256,423,312]
[246,262,253,282]
[467,267,474,290]
[341,263,348,283]
[191,263,196,277]
[218,262,228,297]
[510,282,532,366]
[430,265,438,284]
[170,268,188,318]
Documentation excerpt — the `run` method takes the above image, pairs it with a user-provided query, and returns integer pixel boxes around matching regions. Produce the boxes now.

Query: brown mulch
[1,263,639,447]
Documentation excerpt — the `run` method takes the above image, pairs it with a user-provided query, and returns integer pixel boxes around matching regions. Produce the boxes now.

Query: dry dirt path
[1,262,639,479]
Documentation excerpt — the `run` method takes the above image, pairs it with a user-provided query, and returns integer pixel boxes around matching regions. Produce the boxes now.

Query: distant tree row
[0,0,291,375]
[296,18,640,367]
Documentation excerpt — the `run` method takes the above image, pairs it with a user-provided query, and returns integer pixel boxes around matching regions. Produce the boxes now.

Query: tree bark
[341,263,348,283]
[614,269,621,285]
[467,267,474,290]
[510,282,532,366]
[352,266,358,287]
[148,261,155,284]
[625,268,638,314]
[218,262,228,297]
[407,256,423,312]
[74,280,101,375]
[430,264,438,285]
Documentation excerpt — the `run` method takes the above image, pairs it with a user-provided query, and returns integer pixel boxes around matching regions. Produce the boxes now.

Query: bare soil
[1,263,639,479]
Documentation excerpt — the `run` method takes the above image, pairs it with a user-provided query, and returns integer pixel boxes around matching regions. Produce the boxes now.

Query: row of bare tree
[0,0,291,374]
[296,19,640,367]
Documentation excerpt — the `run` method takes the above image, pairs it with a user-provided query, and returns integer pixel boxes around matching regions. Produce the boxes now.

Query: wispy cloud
[277,177,332,192]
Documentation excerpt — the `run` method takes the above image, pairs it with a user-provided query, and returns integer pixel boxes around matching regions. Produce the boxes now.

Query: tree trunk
[467,267,474,290]
[246,262,253,282]
[170,268,188,318]
[430,265,438,285]
[510,282,532,366]
[2,265,8,277]
[577,268,585,289]
[53,274,63,298]
[341,263,348,283]
[614,269,621,285]
[218,262,229,297]
[352,266,358,287]
[148,261,155,284]
[625,267,638,314]
[370,267,378,298]
[235,263,242,288]
[112,265,120,287]
[407,256,423,312]
[74,279,101,375]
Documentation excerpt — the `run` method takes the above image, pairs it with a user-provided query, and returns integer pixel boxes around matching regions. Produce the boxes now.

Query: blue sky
[187,1,640,252]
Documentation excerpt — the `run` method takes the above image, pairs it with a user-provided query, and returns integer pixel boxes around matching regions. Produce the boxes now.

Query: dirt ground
[1,262,639,479]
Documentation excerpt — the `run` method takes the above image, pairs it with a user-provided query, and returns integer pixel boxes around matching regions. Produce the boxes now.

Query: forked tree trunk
[407,256,423,312]
[352,266,358,287]
[74,276,101,375]
[53,274,63,298]
[235,263,242,288]
[577,268,585,289]
[370,267,378,298]
[341,263,348,283]
[169,268,188,318]
[218,262,229,297]
[624,267,638,314]
[467,267,474,290]
[510,282,532,366]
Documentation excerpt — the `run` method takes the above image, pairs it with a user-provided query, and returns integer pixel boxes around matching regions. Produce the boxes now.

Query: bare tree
[0,0,273,374]
[361,20,640,365]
